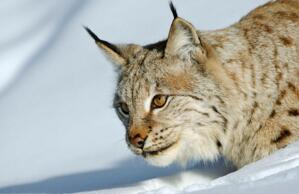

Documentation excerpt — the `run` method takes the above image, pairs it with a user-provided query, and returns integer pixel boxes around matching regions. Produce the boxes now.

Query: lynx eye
[152,95,168,109]
[118,102,129,117]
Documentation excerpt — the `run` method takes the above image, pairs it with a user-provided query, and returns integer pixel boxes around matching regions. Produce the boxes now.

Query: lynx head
[85,3,228,167]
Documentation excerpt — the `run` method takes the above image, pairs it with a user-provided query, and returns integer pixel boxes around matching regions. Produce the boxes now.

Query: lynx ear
[84,26,127,65]
[165,18,207,62]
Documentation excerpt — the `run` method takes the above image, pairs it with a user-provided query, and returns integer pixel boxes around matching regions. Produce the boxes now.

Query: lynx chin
[85,0,299,168]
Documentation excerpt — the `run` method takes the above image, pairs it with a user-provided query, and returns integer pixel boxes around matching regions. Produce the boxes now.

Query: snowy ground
[0,0,298,193]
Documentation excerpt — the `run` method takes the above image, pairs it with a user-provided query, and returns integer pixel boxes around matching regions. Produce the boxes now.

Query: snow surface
[82,141,299,194]
[0,0,298,193]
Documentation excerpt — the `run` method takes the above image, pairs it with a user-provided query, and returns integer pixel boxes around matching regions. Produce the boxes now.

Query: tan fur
[87,0,299,168]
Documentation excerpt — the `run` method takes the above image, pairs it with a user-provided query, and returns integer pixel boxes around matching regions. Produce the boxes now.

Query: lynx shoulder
[86,0,299,168]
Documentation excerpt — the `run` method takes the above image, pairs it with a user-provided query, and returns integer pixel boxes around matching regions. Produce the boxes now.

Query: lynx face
[85,12,227,166]
[113,50,225,166]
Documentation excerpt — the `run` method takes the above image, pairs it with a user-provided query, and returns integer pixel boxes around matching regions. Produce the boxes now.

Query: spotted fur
[86,0,299,168]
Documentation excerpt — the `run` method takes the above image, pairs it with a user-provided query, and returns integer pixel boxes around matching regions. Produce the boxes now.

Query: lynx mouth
[142,141,178,157]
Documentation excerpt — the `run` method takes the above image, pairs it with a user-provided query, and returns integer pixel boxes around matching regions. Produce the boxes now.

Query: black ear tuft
[83,26,122,55]
[169,1,178,19]
[84,26,101,43]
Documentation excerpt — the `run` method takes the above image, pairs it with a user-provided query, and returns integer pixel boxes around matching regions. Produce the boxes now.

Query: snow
[0,0,298,193]
[78,141,299,194]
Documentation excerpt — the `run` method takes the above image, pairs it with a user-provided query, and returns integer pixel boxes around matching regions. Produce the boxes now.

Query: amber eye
[152,95,168,109]
[118,102,129,117]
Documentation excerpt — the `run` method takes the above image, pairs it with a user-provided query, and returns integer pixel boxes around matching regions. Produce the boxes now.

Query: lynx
[85,0,299,168]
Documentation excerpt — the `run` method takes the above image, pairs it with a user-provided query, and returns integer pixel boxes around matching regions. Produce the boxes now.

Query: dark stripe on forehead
[139,50,150,67]
[130,73,152,110]
[130,69,138,107]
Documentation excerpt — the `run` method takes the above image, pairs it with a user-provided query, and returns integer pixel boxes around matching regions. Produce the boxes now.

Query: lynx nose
[129,128,148,149]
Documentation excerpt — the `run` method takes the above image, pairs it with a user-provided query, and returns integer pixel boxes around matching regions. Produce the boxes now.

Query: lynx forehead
[86,0,299,168]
